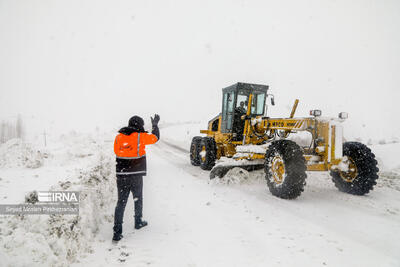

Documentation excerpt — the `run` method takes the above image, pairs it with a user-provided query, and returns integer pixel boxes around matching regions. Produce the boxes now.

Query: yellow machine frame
[200,94,345,172]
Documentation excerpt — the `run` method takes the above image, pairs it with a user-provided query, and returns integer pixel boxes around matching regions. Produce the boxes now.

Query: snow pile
[54,132,99,163]
[0,139,44,169]
[0,151,116,267]
[214,157,264,167]
[236,144,270,154]
[216,167,250,184]
[211,167,265,185]
[286,131,313,147]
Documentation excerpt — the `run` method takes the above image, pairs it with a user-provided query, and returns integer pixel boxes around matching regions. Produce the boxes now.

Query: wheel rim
[340,157,358,182]
[200,146,206,162]
[271,155,285,184]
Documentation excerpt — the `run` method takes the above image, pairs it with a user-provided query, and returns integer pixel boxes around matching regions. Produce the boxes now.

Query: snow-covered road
[77,140,400,267]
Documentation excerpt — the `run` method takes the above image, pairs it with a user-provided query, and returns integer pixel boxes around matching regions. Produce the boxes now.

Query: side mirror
[271,96,275,106]
[338,112,348,119]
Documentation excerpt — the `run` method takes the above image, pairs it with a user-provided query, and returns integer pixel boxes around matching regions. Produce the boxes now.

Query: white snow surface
[0,122,399,267]
[0,139,44,169]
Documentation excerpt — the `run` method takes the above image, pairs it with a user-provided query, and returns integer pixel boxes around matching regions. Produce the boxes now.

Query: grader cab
[190,82,379,199]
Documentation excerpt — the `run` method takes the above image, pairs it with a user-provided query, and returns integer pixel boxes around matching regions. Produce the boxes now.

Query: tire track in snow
[152,141,209,179]
[159,139,190,154]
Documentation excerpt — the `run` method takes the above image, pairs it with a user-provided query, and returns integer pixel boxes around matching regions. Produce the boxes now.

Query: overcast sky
[0,0,399,141]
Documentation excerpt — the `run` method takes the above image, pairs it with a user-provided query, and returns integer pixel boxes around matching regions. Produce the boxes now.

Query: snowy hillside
[0,122,399,267]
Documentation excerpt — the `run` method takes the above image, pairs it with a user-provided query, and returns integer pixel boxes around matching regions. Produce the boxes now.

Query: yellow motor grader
[190,82,379,199]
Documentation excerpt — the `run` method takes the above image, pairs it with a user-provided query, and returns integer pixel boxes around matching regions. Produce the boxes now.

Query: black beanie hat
[128,116,144,128]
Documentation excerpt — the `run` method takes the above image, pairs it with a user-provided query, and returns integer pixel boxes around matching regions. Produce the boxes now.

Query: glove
[151,114,160,126]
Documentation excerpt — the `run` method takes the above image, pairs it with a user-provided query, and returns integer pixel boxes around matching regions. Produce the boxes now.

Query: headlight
[338,112,348,119]
[310,110,322,117]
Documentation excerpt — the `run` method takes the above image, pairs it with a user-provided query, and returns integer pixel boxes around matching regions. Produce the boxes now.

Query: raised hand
[151,114,160,126]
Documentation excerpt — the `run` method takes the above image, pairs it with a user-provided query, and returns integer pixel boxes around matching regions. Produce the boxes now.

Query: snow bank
[59,132,97,159]
[0,139,44,169]
[212,167,251,185]
[0,150,116,267]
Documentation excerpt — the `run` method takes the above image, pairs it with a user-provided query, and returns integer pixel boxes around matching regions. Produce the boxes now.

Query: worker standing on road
[112,114,160,242]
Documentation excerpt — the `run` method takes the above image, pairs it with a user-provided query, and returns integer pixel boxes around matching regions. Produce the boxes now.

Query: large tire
[190,136,202,166]
[265,140,307,199]
[330,142,379,195]
[199,137,217,170]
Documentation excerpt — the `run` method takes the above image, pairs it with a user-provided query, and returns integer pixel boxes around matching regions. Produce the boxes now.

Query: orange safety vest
[114,132,158,158]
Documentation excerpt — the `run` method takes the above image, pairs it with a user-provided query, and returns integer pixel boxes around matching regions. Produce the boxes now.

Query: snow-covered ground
[0,122,400,267]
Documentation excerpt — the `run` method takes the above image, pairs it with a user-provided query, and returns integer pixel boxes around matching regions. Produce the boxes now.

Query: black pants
[113,174,143,234]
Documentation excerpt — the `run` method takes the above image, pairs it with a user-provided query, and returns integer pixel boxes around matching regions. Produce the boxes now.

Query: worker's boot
[112,224,123,242]
[135,217,148,229]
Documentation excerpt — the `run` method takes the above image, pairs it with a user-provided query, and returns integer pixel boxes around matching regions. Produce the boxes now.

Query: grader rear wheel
[265,140,307,199]
[199,137,217,170]
[270,155,286,185]
[190,136,202,166]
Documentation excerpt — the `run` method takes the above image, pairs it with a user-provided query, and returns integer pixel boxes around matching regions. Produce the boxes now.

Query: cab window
[251,92,266,115]
[211,119,219,131]
[222,91,235,130]
[235,94,248,114]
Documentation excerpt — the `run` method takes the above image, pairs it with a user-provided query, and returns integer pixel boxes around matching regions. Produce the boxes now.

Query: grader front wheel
[265,140,307,199]
[330,142,379,195]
